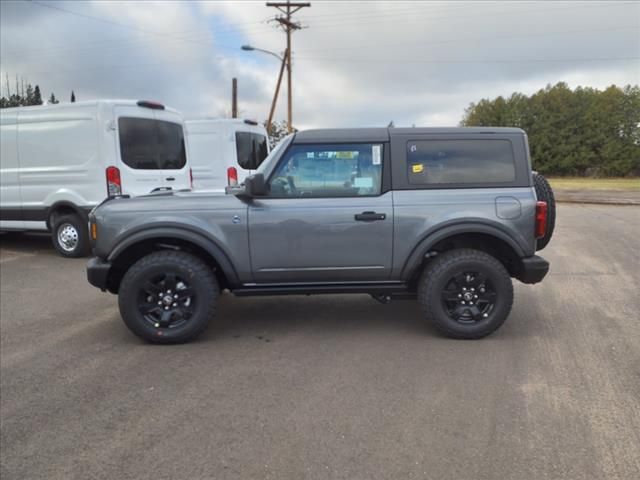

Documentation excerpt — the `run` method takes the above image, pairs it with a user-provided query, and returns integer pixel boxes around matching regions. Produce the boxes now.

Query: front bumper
[87,257,112,291]
[518,255,549,284]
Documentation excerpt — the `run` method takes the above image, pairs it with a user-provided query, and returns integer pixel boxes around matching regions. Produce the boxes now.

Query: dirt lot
[1,204,639,480]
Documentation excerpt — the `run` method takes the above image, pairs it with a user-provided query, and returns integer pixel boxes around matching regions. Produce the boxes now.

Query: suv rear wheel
[118,251,218,344]
[418,249,513,339]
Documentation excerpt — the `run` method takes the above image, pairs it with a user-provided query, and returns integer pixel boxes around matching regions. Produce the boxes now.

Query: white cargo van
[0,99,191,257]
[185,118,269,191]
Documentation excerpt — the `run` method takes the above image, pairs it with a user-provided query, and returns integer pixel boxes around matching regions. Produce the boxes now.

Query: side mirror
[226,173,267,198]
[245,173,267,196]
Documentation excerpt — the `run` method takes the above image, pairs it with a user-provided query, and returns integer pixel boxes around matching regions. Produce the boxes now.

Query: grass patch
[547,177,640,191]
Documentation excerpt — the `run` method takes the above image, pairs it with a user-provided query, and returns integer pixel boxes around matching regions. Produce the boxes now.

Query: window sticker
[306,152,314,158]
[354,177,373,188]
[412,164,424,174]
[336,151,355,159]
[372,145,381,165]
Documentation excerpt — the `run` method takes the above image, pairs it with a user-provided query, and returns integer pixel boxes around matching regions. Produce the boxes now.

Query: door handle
[166,177,175,181]
[354,211,386,222]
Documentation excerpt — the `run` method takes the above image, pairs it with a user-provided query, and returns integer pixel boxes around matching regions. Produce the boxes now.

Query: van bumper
[87,257,112,291]
[518,255,549,284]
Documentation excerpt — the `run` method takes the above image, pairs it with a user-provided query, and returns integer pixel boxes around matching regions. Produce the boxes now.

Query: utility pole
[231,77,238,118]
[266,1,310,133]
[266,48,288,135]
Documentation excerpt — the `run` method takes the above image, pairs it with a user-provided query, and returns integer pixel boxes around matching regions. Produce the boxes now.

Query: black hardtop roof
[293,127,525,143]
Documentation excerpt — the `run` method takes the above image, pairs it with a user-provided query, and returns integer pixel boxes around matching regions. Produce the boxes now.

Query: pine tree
[71,90,76,102]
[48,93,59,105]
[33,85,42,105]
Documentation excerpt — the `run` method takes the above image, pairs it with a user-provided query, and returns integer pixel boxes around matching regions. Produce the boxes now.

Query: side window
[118,118,186,170]
[236,132,269,170]
[407,140,516,185]
[269,143,383,197]
[119,118,158,169]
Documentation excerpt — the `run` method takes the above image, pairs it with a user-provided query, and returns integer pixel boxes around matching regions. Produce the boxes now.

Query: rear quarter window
[407,139,516,185]
[119,117,186,170]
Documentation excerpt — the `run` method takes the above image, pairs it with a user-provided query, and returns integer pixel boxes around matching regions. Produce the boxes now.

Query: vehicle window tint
[269,143,383,197]
[157,120,186,170]
[407,140,516,184]
[118,118,186,170]
[119,118,158,169]
[236,132,269,170]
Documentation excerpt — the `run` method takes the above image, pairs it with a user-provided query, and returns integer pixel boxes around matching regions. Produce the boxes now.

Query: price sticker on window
[336,151,355,159]
[412,164,424,174]
[372,145,381,165]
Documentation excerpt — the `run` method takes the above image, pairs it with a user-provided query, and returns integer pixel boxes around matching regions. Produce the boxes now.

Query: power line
[295,56,640,64]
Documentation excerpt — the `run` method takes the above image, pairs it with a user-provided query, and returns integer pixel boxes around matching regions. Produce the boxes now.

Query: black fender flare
[400,221,526,281]
[46,201,92,230]
[107,226,241,288]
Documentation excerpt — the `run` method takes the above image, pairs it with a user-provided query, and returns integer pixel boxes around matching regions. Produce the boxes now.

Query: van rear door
[154,108,189,191]
[114,105,165,196]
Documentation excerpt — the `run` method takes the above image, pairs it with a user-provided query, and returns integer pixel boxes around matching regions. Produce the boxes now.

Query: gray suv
[87,127,554,343]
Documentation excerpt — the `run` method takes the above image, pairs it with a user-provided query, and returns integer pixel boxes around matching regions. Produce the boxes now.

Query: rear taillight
[535,201,547,238]
[189,167,193,189]
[227,167,238,186]
[106,166,122,197]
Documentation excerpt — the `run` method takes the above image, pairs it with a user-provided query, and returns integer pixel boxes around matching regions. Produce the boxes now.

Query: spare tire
[532,172,556,251]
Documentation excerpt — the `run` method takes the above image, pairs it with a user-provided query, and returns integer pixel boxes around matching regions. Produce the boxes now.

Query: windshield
[256,134,294,177]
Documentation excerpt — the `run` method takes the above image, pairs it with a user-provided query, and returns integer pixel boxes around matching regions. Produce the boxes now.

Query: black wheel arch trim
[46,201,93,230]
[106,225,241,288]
[400,220,527,281]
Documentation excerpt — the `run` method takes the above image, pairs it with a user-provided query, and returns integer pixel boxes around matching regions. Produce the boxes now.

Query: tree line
[0,78,76,108]
[461,83,640,177]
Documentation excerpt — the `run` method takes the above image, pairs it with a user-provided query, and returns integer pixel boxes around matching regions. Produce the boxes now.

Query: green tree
[48,93,59,105]
[461,83,640,177]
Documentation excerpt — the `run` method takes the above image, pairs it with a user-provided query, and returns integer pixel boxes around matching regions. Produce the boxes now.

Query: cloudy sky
[1,0,638,128]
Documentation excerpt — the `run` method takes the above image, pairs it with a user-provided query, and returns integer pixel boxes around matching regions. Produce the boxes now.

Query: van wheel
[118,251,218,344]
[533,173,556,251]
[51,214,89,258]
[418,249,514,339]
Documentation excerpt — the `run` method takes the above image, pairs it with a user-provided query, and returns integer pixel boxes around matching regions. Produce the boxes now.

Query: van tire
[533,173,556,251]
[51,213,90,258]
[118,251,218,344]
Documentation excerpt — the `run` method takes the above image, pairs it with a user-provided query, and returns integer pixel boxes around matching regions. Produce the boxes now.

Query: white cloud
[1,0,638,128]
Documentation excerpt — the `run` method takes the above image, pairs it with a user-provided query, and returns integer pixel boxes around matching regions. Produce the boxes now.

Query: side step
[233,282,409,297]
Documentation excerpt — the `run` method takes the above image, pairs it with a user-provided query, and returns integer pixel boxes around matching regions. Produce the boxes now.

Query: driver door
[248,142,393,283]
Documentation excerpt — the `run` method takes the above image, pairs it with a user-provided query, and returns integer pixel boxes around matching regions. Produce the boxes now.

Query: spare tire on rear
[532,172,556,251]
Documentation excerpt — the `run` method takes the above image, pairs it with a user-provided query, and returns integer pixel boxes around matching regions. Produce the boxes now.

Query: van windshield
[119,117,186,170]
[235,132,268,170]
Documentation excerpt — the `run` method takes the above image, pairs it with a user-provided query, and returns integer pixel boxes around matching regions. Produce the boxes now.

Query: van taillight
[227,167,238,186]
[189,168,193,189]
[106,166,122,197]
[535,201,547,238]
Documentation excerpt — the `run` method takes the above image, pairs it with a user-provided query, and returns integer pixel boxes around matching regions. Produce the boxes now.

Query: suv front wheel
[118,251,219,344]
[418,249,513,339]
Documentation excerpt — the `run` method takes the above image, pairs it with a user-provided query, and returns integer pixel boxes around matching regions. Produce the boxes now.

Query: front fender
[107,225,241,287]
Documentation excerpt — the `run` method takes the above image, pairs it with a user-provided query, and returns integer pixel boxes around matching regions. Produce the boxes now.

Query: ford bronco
[87,127,555,343]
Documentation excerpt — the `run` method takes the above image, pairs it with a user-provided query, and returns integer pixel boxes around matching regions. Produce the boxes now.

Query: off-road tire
[118,251,218,344]
[51,213,90,258]
[533,172,556,250]
[418,249,514,339]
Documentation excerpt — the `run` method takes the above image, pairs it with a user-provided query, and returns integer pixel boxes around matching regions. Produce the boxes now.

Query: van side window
[118,118,186,170]
[269,143,383,197]
[236,132,268,170]
[407,140,515,185]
